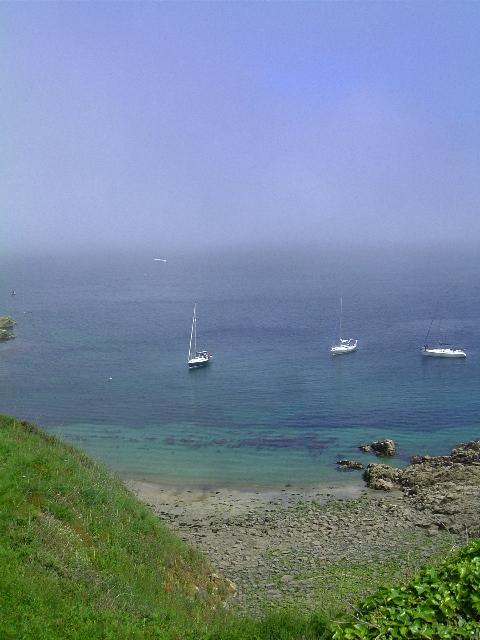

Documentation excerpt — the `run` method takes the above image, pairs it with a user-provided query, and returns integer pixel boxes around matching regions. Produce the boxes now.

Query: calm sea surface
[1,247,479,488]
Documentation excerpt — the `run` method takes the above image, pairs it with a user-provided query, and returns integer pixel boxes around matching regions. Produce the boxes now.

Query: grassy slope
[4,415,477,639]
[0,416,328,640]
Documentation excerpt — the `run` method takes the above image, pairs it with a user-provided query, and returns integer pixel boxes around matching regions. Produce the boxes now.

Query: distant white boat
[187,304,212,369]
[331,297,358,355]
[421,307,466,358]
[331,337,358,355]
[154,258,167,263]
[421,345,466,358]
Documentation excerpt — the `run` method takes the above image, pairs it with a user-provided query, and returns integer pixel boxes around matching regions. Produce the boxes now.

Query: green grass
[0,415,329,639]
[2,415,478,639]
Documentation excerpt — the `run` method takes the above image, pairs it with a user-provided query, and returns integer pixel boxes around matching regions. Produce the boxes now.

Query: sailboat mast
[193,304,197,354]
[339,296,343,338]
[188,304,196,360]
[425,297,442,346]
[424,314,436,345]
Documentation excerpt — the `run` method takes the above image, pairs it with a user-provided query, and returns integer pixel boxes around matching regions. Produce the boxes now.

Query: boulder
[374,479,395,491]
[451,440,480,463]
[359,439,396,457]
[359,444,372,453]
[363,463,403,490]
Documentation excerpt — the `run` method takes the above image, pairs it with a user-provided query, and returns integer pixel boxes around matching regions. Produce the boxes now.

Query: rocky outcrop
[359,439,396,457]
[0,316,16,341]
[363,440,480,537]
[336,459,364,470]
[364,440,480,491]
[451,440,480,463]
[363,463,403,490]
[0,316,16,329]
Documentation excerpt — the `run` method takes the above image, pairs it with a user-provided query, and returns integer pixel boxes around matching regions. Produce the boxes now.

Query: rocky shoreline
[126,439,480,615]
[363,440,480,537]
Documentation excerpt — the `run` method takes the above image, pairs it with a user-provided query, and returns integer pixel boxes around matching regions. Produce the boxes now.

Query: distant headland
[0,316,16,341]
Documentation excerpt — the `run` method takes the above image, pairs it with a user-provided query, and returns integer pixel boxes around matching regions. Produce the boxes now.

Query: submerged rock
[336,459,364,470]
[359,439,396,457]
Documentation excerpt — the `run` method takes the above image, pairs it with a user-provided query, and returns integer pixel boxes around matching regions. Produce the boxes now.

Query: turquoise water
[1,247,479,488]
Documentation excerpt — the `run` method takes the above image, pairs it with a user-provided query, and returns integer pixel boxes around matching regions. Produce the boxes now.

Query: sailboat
[330,297,358,355]
[421,345,466,358]
[421,314,466,358]
[187,304,212,368]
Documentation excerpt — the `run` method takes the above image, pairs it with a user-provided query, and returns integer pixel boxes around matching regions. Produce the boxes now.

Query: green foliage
[332,540,480,639]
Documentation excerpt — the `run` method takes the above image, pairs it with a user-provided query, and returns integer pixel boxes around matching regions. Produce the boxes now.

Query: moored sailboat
[421,309,466,358]
[331,297,358,355]
[421,345,466,358]
[187,304,212,368]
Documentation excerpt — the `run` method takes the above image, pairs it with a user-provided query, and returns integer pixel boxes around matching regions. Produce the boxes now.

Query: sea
[1,245,479,489]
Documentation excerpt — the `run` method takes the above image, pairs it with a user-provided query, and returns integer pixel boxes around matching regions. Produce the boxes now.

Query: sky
[2,1,480,256]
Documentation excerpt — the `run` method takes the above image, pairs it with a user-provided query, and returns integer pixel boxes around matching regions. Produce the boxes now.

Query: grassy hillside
[2,415,478,639]
[0,415,328,640]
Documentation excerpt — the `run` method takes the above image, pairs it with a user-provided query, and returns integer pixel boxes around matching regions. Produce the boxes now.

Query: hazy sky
[2,2,480,255]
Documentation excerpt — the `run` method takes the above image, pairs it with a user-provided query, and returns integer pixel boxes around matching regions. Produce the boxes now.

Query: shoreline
[117,463,371,493]
[126,441,480,614]
[124,476,366,499]
[125,478,368,521]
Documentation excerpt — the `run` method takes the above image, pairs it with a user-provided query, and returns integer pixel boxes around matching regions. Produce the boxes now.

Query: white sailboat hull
[331,339,358,355]
[421,347,466,358]
[188,352,212,368]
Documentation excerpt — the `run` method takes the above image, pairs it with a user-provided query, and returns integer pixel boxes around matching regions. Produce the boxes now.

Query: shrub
[333,540,480,639]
